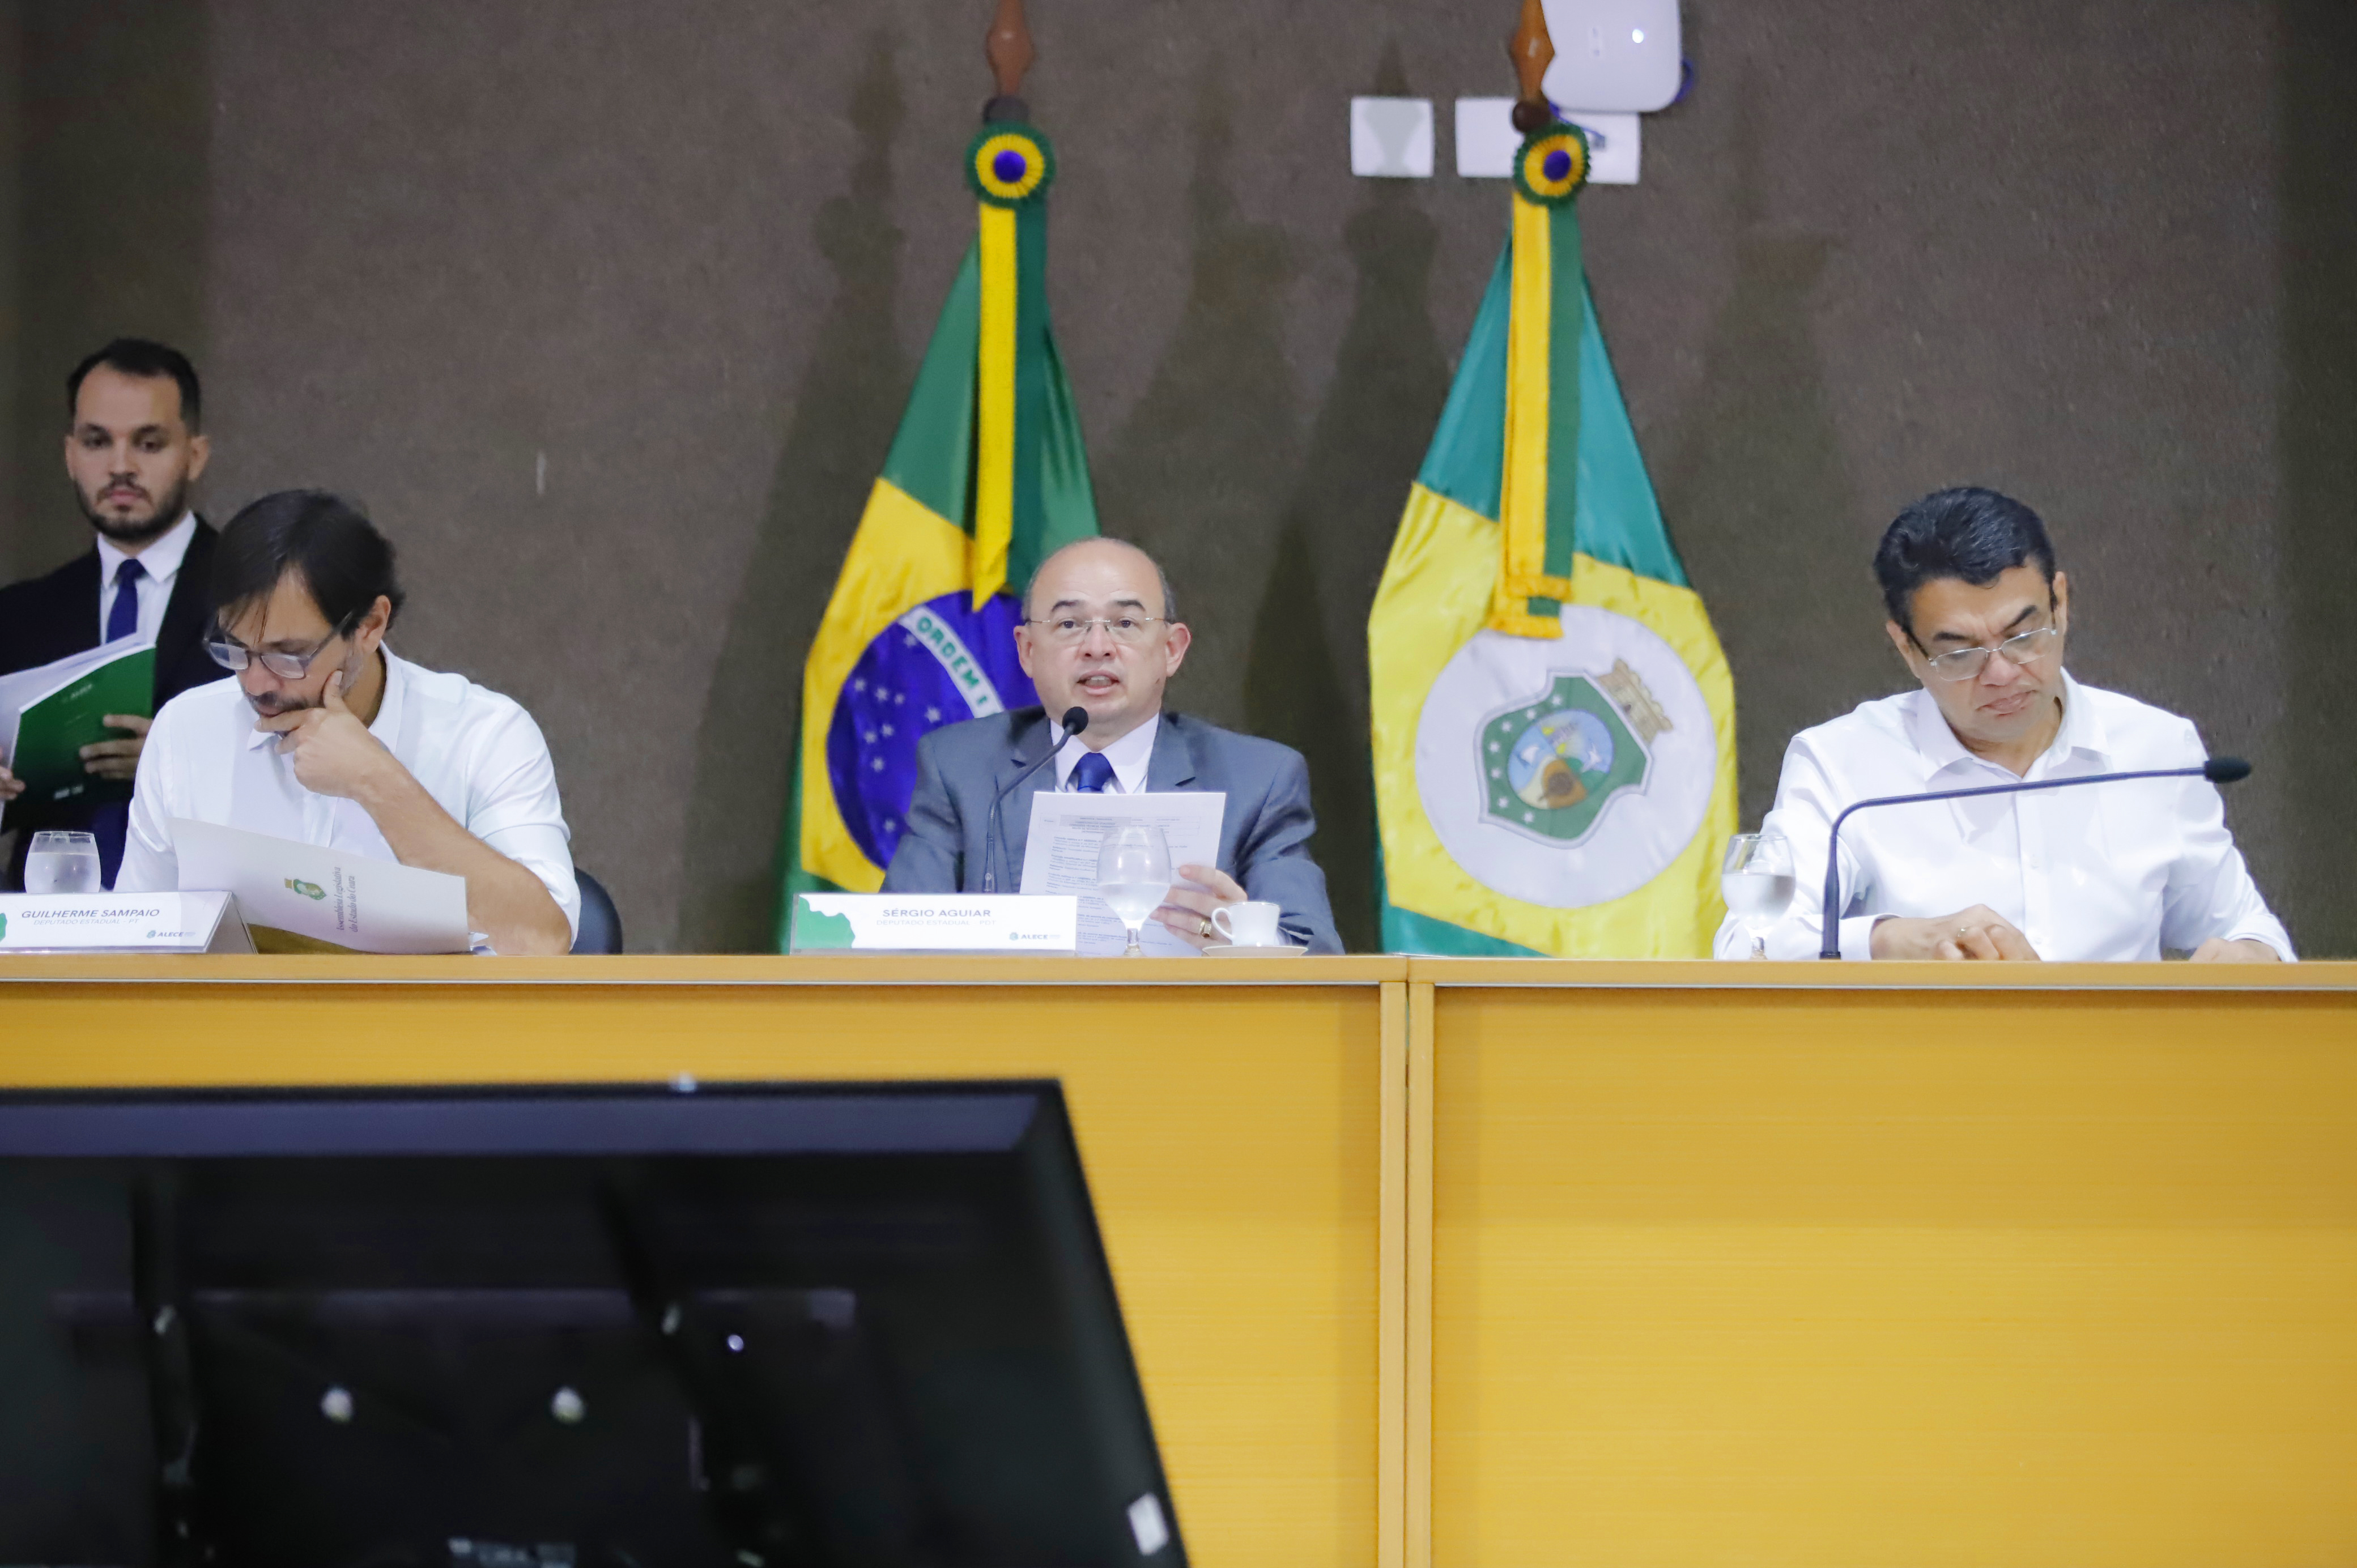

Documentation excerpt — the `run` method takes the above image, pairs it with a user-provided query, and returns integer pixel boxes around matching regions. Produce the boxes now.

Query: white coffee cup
[1211,900,1284,947]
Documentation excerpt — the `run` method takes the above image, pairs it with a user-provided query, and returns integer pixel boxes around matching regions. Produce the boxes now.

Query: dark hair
[1873,487,2057,638]
[211,491,405,632]
[67,338,203,431]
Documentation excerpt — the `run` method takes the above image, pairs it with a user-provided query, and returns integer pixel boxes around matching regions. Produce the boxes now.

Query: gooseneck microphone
[981,706,1090,893]
[1816,756,2251,959]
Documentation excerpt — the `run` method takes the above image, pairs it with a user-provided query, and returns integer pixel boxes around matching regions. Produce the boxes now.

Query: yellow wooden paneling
[0,967,1390,1568]
[1430,982,2357,1567]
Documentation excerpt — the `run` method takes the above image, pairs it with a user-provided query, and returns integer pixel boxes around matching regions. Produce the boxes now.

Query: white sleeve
[463,702,580,943]
[2159,722,2294,959]
[1713,733,1864,961]
[112,710,182,894]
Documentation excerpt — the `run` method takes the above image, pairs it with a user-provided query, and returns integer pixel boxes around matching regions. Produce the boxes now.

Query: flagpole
[1509,0,1556,133]
[985,0,1035,122]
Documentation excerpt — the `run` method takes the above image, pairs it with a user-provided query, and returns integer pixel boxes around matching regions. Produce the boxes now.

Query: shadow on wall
[1093,62,1301,727]
[11,0,210,578]
[2279,0,2357,957]
[1249,44,1454,955]
[1652,71,1860,833]
[672,33,910,953]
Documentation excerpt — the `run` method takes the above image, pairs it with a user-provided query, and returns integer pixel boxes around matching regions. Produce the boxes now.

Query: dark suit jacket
[882,707,1345,954]
[0,520,228,833]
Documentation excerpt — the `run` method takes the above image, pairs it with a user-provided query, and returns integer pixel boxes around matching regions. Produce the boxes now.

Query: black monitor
[0,1080,1184,1568]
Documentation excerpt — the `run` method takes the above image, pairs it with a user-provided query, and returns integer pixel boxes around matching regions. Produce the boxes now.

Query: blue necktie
[1071,750,1115,793]
[88,558,146,890]
[105,557,144,642]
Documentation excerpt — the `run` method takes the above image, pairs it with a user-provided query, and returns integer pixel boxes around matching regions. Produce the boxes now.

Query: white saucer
[1202,942,1308,956]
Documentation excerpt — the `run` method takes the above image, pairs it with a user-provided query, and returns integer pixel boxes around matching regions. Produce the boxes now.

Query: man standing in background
[0,339,231,887]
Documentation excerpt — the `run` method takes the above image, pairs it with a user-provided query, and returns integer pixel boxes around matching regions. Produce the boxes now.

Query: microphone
[981,706,1089,893]
[1816,756,2250,959]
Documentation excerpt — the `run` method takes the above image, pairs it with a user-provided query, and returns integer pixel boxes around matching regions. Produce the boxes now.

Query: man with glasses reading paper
[884,536,1342,953]
[114,490,579,956]
[1716,487,2291,962]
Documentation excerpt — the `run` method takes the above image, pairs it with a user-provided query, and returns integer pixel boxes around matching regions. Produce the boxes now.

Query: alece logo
[285,878,327,901]
[1416,605,1717,909]
[1477,661,1670,847]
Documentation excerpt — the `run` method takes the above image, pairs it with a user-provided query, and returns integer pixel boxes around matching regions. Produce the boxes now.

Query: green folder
[2,645,155,817]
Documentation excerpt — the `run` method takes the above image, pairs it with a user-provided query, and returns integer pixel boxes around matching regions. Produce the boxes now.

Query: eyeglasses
[1918,624,2062,683]
[1024,616,1168,647]
[205,626,348,680]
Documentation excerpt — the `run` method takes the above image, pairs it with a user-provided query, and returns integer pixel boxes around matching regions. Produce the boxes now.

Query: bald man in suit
[884,538,1343,953]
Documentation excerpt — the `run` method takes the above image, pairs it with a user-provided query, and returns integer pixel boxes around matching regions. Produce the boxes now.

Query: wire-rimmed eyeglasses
[204,625,350,680]
[1024,616,1168,647]
[1918,624,2061,683]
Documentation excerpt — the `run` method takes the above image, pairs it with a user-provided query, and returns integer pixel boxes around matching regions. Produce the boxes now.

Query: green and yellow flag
[1369,123,1736,956]
[776,121,1096,944]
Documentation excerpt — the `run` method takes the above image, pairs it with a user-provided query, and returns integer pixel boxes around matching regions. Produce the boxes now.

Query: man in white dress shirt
[1717,487,2290,962]
[117,491,579,955]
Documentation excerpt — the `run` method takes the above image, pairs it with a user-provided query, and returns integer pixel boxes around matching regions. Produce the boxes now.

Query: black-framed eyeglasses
[205,621,353,680]
[1914,624,2062,683]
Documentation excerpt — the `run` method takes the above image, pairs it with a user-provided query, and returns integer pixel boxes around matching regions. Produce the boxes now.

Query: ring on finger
[1198,918,1213,939]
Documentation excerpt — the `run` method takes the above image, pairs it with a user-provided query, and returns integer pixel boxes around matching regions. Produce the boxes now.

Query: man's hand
[1870,904,2042,961]
[257,672,396,800]
[0,763,22,802]
[78,713,152,781]
[2189,936,2282,962]
[1155,863,1248,951]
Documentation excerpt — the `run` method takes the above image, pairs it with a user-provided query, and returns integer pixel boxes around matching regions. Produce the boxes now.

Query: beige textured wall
[4,1,2353,953]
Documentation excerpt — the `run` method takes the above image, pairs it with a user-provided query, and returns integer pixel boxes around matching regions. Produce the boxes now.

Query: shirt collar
[94,510,197,589]
[241,645,405,752]
[1908,668,2108,781]
[1057,711,1160,793]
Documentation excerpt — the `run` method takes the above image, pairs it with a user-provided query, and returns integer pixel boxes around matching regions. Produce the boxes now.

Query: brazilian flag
[776,121,1096,941]
[1369,123,1737,957]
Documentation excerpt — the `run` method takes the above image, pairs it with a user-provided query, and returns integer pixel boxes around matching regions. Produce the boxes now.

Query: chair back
[571,869,623,955]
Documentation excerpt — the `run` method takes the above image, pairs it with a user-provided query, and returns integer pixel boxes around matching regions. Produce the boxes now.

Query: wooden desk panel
[1426,968,2357,1568]
[0,956,1407,1568]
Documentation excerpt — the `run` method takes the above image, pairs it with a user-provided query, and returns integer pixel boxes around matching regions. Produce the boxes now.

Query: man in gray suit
[884,538,1343,953]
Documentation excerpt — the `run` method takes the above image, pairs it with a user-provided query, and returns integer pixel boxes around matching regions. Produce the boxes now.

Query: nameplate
[0,892,255,955]
[789,894,1078,955]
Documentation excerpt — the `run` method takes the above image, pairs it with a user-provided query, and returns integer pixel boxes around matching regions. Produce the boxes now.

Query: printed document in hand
[1020,790,1226,957]
[0,632,154,828]
[171,818,471,955]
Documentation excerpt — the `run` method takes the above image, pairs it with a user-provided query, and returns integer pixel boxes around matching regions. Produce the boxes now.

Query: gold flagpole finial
[1508,0,1557,133]
[984,0,1035,121]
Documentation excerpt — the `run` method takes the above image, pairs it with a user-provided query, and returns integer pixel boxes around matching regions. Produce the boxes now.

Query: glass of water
[1095,824,1173,957]
[1721,829,1794,959]
[25,830,102,896]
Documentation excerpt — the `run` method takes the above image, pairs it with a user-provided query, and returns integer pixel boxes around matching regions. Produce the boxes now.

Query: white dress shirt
[95,511,197,644]
[118,647,581,943]
[1716,673,2292,961]
[1053,712,1159,794]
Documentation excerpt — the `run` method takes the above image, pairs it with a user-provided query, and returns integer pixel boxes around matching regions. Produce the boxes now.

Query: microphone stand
[1817,757,2250,959]
[982,707,1089,893]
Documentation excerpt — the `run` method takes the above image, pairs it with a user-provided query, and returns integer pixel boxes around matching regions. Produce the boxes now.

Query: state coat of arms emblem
[1414,604,1717,909]
[1477,660,1671,847]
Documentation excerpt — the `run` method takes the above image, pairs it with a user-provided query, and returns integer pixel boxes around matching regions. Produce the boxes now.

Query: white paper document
[1019,791,1226,957]
[171,818,471,955]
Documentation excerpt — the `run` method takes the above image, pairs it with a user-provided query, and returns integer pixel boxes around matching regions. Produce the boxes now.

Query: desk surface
[3,954,2355,988]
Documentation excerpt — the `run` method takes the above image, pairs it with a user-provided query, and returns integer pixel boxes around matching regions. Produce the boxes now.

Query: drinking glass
[25,830,102,896]
[1721,829,1794,959]
[1095,824,1172,957]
